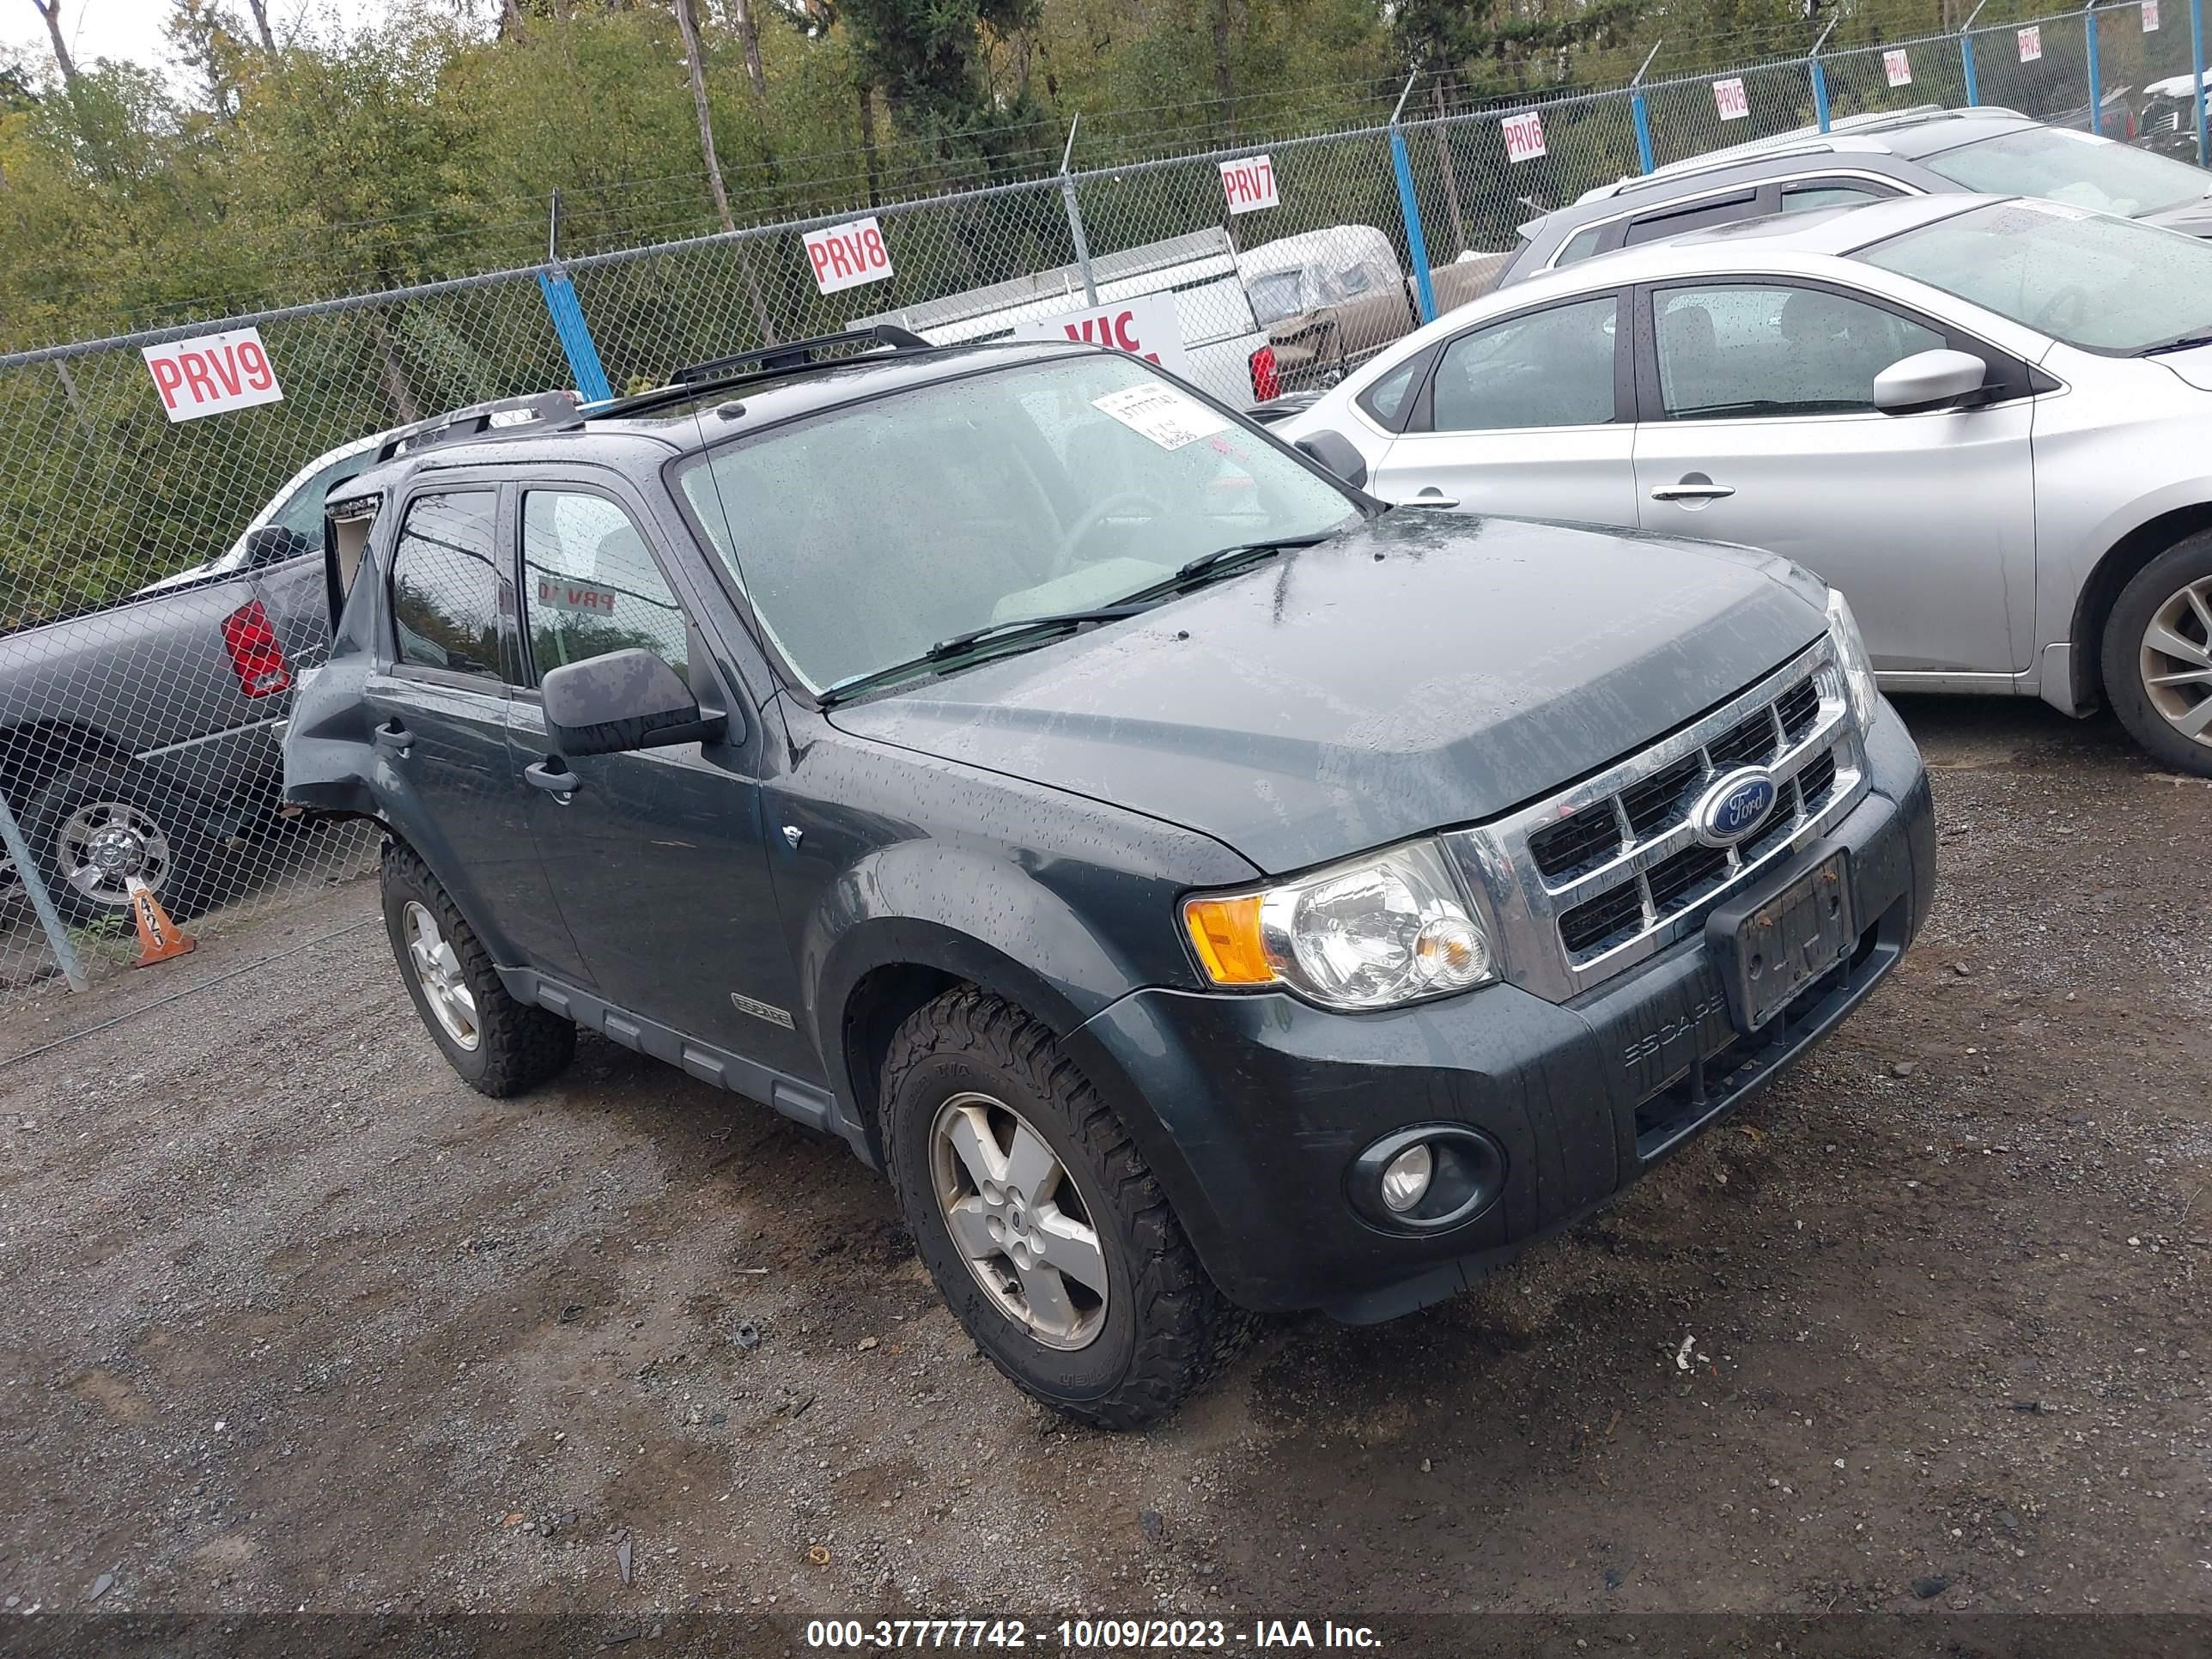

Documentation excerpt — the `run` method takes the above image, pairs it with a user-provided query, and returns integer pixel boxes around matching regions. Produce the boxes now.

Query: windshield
[1856,198,2212,351]
[1246,270,1309,326]
[674,356,1359,694]
[1920,126,2210,217]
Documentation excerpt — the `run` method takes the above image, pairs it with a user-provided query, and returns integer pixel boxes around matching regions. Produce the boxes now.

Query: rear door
[362,485,577,964]
[1366,289,1638,522]
[504,474,819,1079]
[1629,277,2037,675]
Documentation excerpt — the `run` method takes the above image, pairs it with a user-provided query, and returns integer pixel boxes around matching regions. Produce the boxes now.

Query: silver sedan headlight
[1825,587,1881,732]
[1182,838,1495,1012]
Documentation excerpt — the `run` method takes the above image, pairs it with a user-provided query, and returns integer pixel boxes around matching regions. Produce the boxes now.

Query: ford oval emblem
[1694,767,1780,848]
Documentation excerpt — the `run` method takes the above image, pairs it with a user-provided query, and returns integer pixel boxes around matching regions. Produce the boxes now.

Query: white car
[1278,192,2212,774]
[137,432,384,594]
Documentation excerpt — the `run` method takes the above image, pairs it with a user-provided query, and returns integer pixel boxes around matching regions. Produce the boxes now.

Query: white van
[853,227,1277,408]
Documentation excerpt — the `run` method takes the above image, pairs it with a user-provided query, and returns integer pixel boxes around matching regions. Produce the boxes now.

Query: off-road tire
[881,986,1251,1430]
[23,762,215,928]
[380,842,574,1097]
[2103,532,2212,777]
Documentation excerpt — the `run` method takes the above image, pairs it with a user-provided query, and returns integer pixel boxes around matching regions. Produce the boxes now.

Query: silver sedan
[1277,193,2212,775]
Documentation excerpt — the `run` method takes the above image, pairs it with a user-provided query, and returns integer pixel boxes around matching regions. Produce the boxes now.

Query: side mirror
[1293,428,1369,490]
[1873,349,1990,415]
[244,525,313,567]
[541,648,727,758]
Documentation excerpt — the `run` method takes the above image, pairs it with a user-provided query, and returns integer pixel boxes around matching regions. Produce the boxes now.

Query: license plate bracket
[1705,847,1855,1036]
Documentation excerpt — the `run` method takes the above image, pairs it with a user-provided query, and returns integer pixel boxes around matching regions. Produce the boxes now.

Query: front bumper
[1074,700,1935,1319]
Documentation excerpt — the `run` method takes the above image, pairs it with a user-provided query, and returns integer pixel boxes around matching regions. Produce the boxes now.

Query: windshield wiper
[817,605,1153,705]
[1115,533,1339,606]
[2136,329,2212,356]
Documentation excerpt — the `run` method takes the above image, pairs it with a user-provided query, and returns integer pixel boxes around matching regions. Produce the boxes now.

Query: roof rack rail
[668,325,932,385]
[377,390,583,461]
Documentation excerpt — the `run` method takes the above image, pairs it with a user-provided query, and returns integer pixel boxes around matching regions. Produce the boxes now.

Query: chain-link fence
[0,0,2200,997]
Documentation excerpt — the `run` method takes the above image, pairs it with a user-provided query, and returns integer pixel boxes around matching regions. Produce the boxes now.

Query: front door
[505,480,820,1081]
[1631,279,2036,676]
[1368,291,1639,523]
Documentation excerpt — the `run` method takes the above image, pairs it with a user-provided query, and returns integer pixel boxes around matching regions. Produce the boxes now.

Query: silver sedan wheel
[401,900,480,1052]
[56,800,170,908]
[2141,575,2212,748]
[929,1092,1109,1352]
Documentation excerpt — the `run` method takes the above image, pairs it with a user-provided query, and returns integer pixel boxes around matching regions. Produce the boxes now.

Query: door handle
[373,719,412,758]
[526,758,580,799]
[1649,482,1736,501]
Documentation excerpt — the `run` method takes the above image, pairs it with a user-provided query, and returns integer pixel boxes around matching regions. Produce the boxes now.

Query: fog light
[1380,1143,1434,1212]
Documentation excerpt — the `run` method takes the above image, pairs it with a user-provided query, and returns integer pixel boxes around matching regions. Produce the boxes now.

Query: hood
[827,513,1826,873]
[2150,343,2212,392]
[2141,198,2212,237]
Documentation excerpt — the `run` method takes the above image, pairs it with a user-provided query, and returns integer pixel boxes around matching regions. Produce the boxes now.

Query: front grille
[1445,643,1870,1004]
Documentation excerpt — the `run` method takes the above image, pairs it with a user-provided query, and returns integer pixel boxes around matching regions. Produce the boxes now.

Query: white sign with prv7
[1220,154,1278,214]
[802,216,894,295]
[142,328,283,422]
[1011,294,1194,380]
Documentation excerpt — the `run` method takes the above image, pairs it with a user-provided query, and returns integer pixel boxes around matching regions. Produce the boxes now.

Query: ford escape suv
[284,330,1935,1427]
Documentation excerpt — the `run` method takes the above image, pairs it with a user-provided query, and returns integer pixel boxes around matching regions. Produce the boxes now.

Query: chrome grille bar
[1444,641,1870,1004]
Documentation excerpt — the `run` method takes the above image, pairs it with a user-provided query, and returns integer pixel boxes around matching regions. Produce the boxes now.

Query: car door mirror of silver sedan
[1873,349,1990,416]
[542,647,727,758]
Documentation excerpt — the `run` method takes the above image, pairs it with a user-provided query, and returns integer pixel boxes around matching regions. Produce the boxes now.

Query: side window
[1780,181,1899,215]
[1357,353,1425,429]
[520,492,690,681]
[390,490,506,680]
[270,452,374,540]
[1620,191,1761,247]
[1431,296,1618,432]
[1653,284,1946,421]
[1554,224,1606,267]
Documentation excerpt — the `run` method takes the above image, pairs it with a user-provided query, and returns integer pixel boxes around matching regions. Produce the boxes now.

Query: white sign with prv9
[142,328,283,422]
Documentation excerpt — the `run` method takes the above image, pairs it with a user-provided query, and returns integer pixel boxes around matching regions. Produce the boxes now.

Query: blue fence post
[2086,1,2106,133]
[537,268,613,405]
[1809,21,1838,133]
[1389,74,1437,325]
[1630,41,1663,174]
[2191,0,2209,164]
[1960,0,1990,105]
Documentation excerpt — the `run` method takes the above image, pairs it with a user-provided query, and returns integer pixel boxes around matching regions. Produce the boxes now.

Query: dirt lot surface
[1,696,2206,1654]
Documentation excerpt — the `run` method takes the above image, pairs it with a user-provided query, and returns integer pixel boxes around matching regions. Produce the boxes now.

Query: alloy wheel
[928,1091,1109,1351]
[2139,574,2212,749]
[55,800,170,908]
[401,899,480,1051]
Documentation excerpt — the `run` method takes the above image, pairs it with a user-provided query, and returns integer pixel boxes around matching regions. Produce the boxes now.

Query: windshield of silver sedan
[673,356,1360,696]
[1855,198,2212,352]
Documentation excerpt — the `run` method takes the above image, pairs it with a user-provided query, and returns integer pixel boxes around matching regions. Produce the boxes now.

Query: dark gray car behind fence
[0,0,2191,999]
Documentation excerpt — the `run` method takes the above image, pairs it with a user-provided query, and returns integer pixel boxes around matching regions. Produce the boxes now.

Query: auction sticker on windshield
[1091,384,1228,449]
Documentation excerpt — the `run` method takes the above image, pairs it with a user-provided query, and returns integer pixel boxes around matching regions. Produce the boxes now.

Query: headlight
[1825,587,1881,732]
[1182,838,1495,1011]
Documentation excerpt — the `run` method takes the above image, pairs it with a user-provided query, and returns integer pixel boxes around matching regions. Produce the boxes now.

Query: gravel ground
[0,695,2205,1655]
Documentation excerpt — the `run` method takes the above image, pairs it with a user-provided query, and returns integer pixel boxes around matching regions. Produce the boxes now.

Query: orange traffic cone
[125,873,195,968]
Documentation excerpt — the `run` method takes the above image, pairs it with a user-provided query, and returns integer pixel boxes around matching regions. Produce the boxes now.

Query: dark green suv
[287,331,1934,1426]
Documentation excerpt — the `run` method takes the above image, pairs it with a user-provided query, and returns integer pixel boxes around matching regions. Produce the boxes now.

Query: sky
[3,0,386,82]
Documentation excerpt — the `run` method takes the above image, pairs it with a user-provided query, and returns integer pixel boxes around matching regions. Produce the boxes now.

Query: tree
[672,0,737,231]
[26,0,75,85]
